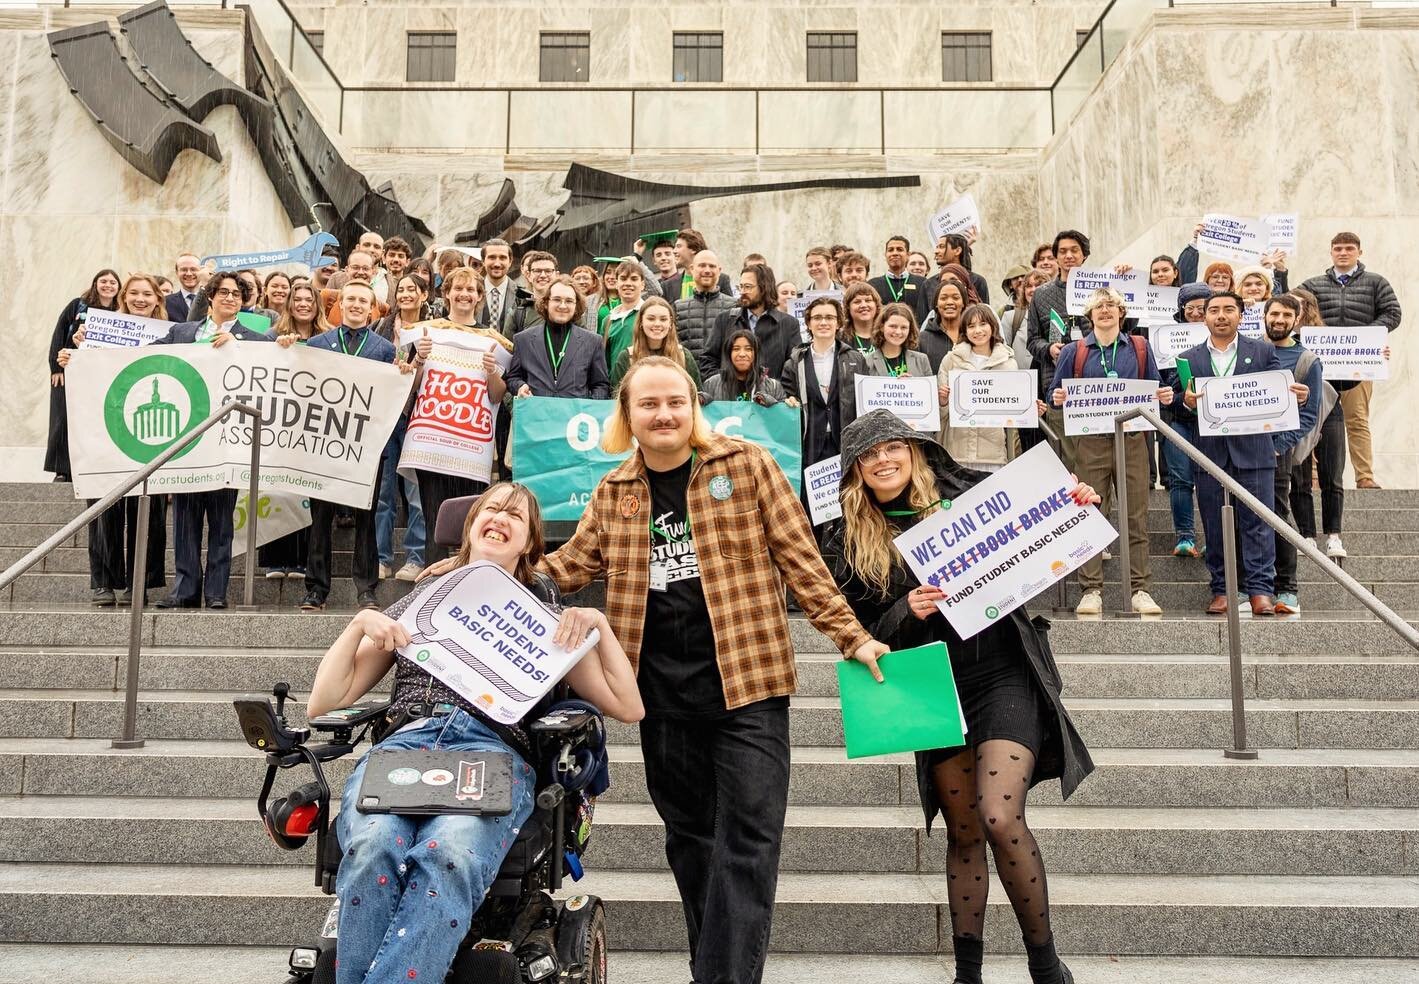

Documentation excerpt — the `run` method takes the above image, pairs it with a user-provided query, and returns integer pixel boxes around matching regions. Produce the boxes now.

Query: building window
[942,31,992,82]
[305,30,324,56]
[540,32,591,83]
[406,32,455,82]
[807,32,857,83]
[1076,29,1091,49]
[673,32,723,83]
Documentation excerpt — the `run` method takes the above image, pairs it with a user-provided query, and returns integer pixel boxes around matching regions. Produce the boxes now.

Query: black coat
[821,409,1095,830]
[781,341,868,465]
[702,306,801,383]
[505,322,610,399]
[867,273,929,323]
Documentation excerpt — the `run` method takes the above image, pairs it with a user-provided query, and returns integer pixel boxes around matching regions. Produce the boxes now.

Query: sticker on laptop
[387,767,421,786]
[421,769,454,786]
[456,760,486,801]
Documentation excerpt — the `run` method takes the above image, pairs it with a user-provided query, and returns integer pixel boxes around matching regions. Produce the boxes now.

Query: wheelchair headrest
[434,495,479,548]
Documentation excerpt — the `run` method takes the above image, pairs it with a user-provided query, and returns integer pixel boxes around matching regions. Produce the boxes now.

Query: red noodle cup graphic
[409,366,493,440]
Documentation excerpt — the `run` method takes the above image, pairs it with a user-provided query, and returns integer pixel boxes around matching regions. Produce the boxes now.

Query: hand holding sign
[358,607,412,651]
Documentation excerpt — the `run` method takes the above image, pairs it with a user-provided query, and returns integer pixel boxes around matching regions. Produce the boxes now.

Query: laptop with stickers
[357,749,515,816]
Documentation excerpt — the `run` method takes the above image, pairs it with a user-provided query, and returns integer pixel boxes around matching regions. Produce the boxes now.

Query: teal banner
[512,397,802,521]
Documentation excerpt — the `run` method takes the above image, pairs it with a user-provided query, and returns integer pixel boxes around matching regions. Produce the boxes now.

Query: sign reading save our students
[893,443,1116,639]
[948,369,1038,429]
[63,342,409,507]
[511,397,802,522]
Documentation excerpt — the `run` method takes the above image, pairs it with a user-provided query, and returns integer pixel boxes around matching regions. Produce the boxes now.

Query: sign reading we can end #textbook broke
[948,370,1038,429]
[1299,325,1389,381]
[1197,369,1299,437]
[1062,377,1159,436]
[63,341,409,507]
[855,376,939,433]
[894,443,1117,639]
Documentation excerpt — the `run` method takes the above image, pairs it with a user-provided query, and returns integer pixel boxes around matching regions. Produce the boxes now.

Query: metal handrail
[0,400,264,750]
[1112,407,1419,759]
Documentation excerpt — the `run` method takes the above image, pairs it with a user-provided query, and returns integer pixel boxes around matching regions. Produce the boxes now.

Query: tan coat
[937,341,1019,468]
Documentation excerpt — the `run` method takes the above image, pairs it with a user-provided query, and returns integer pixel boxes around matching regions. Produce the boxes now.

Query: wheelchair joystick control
[272,682,291,720]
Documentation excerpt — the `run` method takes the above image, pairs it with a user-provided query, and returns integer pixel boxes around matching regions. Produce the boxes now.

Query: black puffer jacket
[1299,264,1402,332]
[674,290,735,366]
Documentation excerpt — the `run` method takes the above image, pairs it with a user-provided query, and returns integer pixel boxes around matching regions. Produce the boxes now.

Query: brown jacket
[541,432,872,710]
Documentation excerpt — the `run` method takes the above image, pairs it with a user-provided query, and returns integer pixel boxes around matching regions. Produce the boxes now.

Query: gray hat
[838,410,978,497]
[1177,282,1213,308]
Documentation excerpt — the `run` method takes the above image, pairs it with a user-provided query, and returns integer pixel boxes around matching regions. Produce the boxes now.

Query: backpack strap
[1072,339,1087,378]
[1130,333,1149,379]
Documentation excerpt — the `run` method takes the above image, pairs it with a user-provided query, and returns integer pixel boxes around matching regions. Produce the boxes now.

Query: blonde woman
[936,304,1019,472]
[608,296,700,390]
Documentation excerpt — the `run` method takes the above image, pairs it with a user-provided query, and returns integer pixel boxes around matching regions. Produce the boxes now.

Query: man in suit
[478,238,518,337]
[506,275,610,399]
[1176,290,1308,616]
[152,271,274,610]
[164,252,203,322]
[867,235,929,323]
[298,280,396,612]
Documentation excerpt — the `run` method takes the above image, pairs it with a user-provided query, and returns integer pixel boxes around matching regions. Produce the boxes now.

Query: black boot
[951,935,984,984]
[1025,934,1066,984]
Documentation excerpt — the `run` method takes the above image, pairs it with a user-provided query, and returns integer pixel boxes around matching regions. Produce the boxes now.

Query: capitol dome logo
[103,355,211,463]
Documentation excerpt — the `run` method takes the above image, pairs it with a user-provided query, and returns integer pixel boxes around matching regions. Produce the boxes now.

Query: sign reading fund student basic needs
[855,376,940,432]
[395,561,598,726]
[511,397,802,521]
[1061,378,1159,435]
[948,370,1038,429]
[398,330,514,486]
[64,342,409,506]
[1299,325,1389,381]
[804,455,843,526]
[1197,214,1268,264]
[893,443,1116,639]
[79,310,172,349]
[926,194,981,243]
[1196,369,1300,436]
[1065,267,1144,316]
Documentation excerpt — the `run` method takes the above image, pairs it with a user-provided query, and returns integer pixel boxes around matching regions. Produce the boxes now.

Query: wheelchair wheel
[555,896,607,984]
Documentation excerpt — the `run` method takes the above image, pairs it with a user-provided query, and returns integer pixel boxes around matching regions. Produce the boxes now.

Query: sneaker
[1075,590,1103,616]
[1275,592,1300,614]
[265,568,287,580]
[1325,534,1347,559]
[91,588,115,608]
[1102,550,1113,561]
[1173,537,1199,558]
[395,562,422,582]
[114,589,132,607]
[1304,536,1318,552]
[299,594,326,612]
[286,568,305,581]
[379,563,393,579]
[357,590,380,610]
[1131,590,1163,615]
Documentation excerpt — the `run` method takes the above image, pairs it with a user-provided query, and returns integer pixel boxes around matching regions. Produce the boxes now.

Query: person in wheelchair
[305,481,644,984]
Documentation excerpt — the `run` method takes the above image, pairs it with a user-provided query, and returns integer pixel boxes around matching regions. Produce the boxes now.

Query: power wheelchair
[236,681,610,984]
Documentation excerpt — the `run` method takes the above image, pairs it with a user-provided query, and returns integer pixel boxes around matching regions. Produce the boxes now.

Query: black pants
[1291,405,1346,538]
[258,527,309,571]
[87,496,166,592]
[171,489,236,604]
[417,469,486,563]
[1274,449,1297,594]
[640,704,789,984]
[306,498,377,601]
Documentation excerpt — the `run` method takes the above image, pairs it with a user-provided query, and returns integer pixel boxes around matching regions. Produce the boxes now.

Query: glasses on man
[213,288,243,299]
[808,314,838,324]
[858,440,910,465]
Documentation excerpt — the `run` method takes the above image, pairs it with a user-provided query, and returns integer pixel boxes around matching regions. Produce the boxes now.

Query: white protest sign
[1299,325,1389,381]
[791,289,843,342]
[1197,214,1268,264]
[1142,285,1180,326]
[396,561,598,725]
[893,443,1117,639]
[400,338,512,486]
[1062,377,1159,435]
[948,370,1038,429]
[1239,302,1265,340]
[1151,323,1210,370]
[1196,369,1300,437]
[1066,267,1144,316]
[80,310,171,349]
[926,194,981,243]
[1262,213,1298,251]
[804,455,843,526]
[231,490,311,557]
[855,375,940,433]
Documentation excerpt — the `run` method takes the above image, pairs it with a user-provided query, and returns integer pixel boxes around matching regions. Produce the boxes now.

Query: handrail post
[239,413,262,610]
[1220,488,1257,759]
[1111,416,1139,618]
[112,484,151,750]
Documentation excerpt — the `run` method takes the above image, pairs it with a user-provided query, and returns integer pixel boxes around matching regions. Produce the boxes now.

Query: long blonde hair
[630,296,685,365]
[118,273,166,318]
[275,283,331,340]
[603,356,714,455]
[840,441,941,594]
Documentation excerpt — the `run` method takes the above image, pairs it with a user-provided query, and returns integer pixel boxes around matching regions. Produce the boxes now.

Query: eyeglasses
[212,288,243,299]
[857,440,910,465]
[808,314,839,324]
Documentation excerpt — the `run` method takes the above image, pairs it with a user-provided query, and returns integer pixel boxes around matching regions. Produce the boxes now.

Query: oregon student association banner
[64,341,410,508]
[512,397,802,521]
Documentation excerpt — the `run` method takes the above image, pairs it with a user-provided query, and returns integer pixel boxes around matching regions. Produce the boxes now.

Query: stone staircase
[0,482,1417,982]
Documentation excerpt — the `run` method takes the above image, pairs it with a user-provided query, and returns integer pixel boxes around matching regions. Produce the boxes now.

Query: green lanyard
[339,327,367,357]
[545,325,572,378]
[885,276,906,302]
[885,353,908,377]
[1210,347,1238,377]
[1096,337,1121,378]
[884,497,950,517]
[680,273,694,301]
[854,334,873,353]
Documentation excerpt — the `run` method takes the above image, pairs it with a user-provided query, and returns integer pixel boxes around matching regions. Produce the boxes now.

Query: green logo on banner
[416,649,431,662]
[985,606,1000,619]
[103,354,211,464]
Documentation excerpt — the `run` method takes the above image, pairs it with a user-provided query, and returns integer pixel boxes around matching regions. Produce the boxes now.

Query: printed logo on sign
[985,606,1000,620]
[103,354,211,464]
[1050,560,1067,576]
[409,368,493,440]
[415,649,431,662]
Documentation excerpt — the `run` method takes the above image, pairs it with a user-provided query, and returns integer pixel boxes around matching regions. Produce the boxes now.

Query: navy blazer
[1174,334,1282,471]
[505,323,610,399]
[307,326,397,363]
[152,319,275,345]
[165,291,197,323]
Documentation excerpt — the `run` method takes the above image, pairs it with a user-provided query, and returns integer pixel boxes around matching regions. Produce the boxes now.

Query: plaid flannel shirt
[540,433,872,711]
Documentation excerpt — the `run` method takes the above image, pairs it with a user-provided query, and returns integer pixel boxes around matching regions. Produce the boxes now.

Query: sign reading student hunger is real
[804,455,843,526]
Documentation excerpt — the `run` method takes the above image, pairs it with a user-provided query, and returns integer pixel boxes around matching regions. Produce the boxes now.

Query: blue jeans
[334,711,535,984]
[376,416,425,567]
[1162,413,1198,538]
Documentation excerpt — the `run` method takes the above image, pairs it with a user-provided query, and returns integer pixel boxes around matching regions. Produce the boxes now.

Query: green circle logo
[103,355,211,464]
[985,606,1000,619]
[416,649,431,662]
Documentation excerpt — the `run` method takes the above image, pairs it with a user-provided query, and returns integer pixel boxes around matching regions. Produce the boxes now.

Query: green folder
[236,311,273,335]
[836,642,967,759]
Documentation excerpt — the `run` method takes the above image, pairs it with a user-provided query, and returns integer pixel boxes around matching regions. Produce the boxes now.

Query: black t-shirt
[637,457,725,718]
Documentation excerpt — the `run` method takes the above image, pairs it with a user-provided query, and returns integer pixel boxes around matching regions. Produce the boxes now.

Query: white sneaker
[1132,590,1163,615]
[1102,550,1113,561]
[395,562,422,582]
[1075,590,1103,616]
[1304,537,1318,552]
[1325,534,1347,559]
[378,563,393,579]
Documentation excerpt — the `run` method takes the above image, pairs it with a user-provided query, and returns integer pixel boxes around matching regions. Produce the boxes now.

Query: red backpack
[1073,333,1149,378]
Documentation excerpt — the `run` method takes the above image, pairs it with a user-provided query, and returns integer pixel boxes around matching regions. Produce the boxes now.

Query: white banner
[1066,267,1144,316]
[231,490,312,557]
[893,443,1117,638]
[1299,325,1389,381]
[926,194,981,243]
[1239,302,1265,340]
[1197,213,1268,264]
[63,341,409,507]
[1262,213,1298,251]
[855,375,940,433]
[1196,369,1300,436]
[1062,377,1159,436]
[395,561,598,725]
[1142,285,1180,326]
[399,335,513,486]
[804,455,843,526]
[1151,323,1210,370]
[80,310,171,349]
[948,369,1038,429]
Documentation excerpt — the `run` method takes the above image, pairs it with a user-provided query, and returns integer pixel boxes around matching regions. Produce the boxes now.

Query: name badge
[649,562,668,592]
[1070,327,1084,341]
